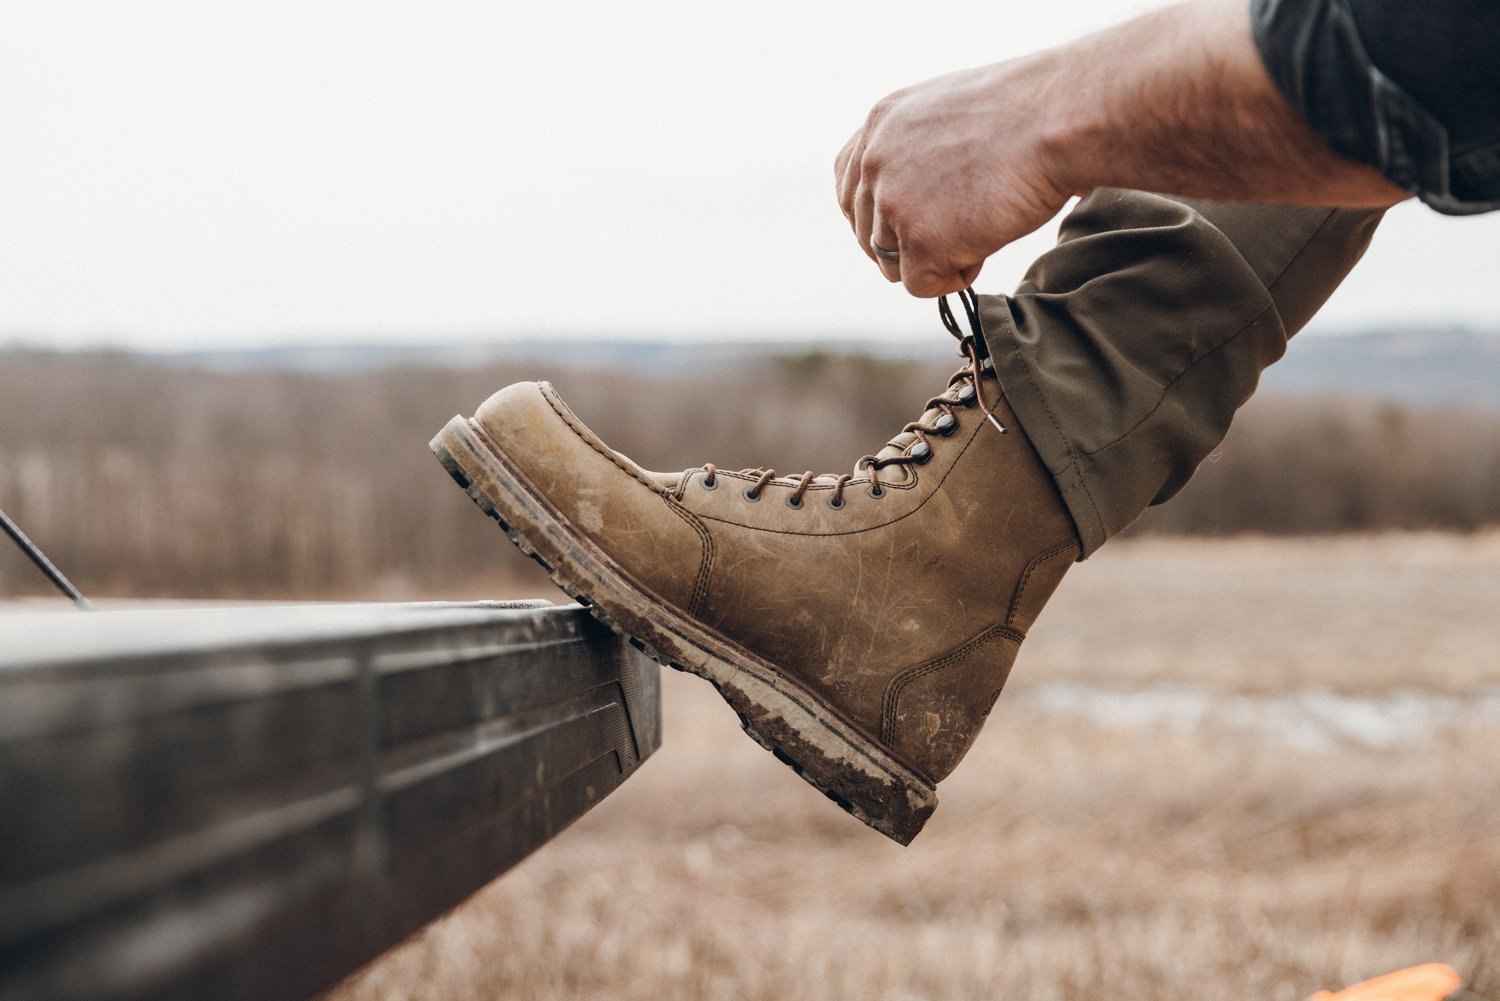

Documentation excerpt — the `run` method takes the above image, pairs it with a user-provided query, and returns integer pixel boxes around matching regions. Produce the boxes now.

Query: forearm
[835,0,1413,295]
[1034,0,1409,207]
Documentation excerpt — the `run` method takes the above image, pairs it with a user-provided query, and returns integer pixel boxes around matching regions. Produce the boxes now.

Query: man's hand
[838,0,1408,298]
[835,59,1074,297]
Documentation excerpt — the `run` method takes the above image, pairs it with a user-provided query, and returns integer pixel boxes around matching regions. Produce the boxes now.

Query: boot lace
[680,288,1007,508]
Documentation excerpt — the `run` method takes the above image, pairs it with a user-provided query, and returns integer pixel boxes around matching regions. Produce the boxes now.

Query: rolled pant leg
[981,188,1384,556]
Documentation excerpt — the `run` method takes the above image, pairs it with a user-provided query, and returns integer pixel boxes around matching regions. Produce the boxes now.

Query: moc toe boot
[431,295,1080,844]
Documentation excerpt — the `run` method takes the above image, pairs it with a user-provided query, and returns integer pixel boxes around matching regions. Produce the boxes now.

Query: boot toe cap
[469,381,706,609]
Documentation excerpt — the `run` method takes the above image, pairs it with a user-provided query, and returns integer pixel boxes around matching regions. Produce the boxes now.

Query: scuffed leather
[474,382,709,614]
[472,378,1080,782]
[883,623,1022,782]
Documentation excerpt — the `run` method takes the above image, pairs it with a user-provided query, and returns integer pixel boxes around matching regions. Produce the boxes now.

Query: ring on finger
[870,237,901,262]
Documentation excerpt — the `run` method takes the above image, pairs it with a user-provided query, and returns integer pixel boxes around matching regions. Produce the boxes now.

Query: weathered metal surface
[0,601,660,1001]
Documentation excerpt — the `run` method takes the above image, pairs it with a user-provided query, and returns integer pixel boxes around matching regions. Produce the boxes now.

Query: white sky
[3,0,1498,350]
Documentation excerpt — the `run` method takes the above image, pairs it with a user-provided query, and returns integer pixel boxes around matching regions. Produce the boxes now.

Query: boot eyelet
[909,441,933,464]
[867,484,886,500]
[785,495,803,510]
[957,384,977,407]
[934,413,958,436]
[827,496,845,510]
[742,486,761,503]
[701,474,718,491]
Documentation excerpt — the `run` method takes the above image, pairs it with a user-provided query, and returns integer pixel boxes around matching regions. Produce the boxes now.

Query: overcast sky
[4,0,1498,350]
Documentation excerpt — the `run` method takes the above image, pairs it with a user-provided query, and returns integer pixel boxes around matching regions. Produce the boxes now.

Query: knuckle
[853,178,873,209]
[874,192,905,227]
[869,88,904,119]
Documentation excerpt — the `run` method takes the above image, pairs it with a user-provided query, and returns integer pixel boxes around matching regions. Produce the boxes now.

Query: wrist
[1027,0,1253,198]
[1027,42,1111,198]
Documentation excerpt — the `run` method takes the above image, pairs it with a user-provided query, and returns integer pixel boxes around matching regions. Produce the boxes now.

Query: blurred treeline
[2,349,1499,598]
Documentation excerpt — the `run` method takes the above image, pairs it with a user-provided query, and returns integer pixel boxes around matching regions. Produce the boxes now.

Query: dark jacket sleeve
[1251,0,1500,214]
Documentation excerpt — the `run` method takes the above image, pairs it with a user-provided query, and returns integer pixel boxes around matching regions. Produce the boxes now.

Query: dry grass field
[325,534,1500,1001]
[5,351,1500,600]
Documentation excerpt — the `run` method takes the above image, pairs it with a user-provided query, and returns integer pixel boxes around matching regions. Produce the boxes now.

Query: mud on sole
[430,415,937,845]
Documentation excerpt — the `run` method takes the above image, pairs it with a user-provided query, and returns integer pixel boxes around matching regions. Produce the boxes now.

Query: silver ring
[870,237,900,262]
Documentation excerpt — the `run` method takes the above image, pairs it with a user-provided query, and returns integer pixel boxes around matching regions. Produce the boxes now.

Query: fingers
[836,114,978,293]
[843,133,890,270]
[869,180,977,294]
[869,208,901,283]
[834,136,854,219]
[853,179,879,266]
[835,131,862,226]
[899,251,984,298]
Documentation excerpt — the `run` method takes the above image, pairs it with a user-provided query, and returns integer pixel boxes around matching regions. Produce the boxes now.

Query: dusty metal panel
[0,601,660,1001]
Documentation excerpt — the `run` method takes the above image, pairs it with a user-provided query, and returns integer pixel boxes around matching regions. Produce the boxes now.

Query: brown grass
[1025,532,1500,694]
[5,350,1500,600]
[324,535,1500,1001]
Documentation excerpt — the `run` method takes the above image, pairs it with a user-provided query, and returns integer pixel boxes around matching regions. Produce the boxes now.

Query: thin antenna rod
[0,507,93,609]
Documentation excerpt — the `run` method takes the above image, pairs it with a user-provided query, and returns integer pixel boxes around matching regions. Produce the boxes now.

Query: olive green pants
[981,189,1384,556]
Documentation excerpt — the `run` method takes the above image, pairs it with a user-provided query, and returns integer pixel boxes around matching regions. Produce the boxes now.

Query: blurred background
[3,2,1496,999]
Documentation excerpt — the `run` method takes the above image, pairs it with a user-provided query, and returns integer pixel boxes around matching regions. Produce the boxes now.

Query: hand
[835,56,1074,298]
[835,0,1408,298]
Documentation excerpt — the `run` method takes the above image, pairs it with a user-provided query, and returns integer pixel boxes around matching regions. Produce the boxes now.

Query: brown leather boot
[431,293,1080,844]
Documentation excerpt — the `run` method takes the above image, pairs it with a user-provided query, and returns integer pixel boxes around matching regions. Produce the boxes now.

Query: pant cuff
[979,294,1106,558]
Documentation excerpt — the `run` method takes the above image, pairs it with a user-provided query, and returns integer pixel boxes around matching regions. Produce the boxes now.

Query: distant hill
[18,336,939,376]
[1262,326,1500,408]
[6,324,1498,409]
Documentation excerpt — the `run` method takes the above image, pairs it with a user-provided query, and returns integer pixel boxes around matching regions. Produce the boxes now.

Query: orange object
[1311,964,1468,1001]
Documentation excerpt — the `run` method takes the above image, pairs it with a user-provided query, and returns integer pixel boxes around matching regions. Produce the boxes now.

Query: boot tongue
[872,433,920,465]
[865,386,966,467]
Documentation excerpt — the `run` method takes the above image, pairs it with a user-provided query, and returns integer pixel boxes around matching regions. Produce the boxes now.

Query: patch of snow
[1005,682,1500,752]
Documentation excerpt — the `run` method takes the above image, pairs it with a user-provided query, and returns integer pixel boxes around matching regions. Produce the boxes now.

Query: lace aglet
[986,412,1009,437]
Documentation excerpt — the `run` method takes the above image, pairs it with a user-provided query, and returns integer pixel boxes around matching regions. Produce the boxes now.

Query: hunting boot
[431,292,1079,845]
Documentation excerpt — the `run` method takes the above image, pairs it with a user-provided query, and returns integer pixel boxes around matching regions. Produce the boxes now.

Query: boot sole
[431,416,938,845]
